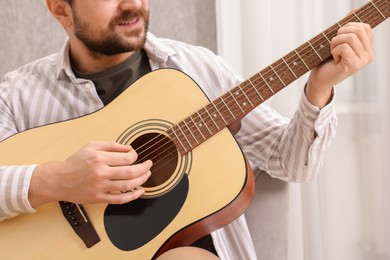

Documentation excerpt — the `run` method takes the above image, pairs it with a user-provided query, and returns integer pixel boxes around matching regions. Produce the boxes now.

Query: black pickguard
[104,175,189,251]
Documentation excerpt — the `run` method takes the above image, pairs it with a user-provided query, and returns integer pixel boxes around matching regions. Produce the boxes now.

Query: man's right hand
[28,141,152,208]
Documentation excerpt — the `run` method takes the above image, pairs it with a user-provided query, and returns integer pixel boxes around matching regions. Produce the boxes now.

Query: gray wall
[0,0,217,78]
[149,0,217,52]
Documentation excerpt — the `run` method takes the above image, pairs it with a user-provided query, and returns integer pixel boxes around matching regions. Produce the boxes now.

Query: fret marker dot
[243,102,247,106]
[235,91,240,96]
[293,62,298,66]
[270,77,274,81]
[213,114,217,117]
[199,123,203,127]
[320,44,325,48]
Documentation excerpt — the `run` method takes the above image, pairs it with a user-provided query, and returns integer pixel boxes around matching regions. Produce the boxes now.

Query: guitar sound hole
[131,133,178,188]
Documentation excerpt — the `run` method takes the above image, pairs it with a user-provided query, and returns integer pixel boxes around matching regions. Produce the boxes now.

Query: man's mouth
[118,17,139,26]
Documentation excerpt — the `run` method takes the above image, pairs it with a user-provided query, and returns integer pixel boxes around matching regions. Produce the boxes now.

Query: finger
[97,147,139,167]
[331,43,361,73]
[331,33,365,61]
[88,141,133,153]
[337,22,373,54]
[107,160,153,180]
[105,170,152,193]
[331,24,373,66]
[102,188,146,204]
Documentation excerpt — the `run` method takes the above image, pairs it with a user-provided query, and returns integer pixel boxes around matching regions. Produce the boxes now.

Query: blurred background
[1,0,389,259]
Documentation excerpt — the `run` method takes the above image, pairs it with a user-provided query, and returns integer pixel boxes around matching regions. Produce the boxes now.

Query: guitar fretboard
[168,0,390,155]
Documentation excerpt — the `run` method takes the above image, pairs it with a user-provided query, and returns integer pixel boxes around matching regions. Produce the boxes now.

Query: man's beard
[72,8,149,57]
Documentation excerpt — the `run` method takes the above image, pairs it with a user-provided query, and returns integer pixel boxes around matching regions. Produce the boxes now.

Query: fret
[234,88,254,109]
[275,59,303,89]
[294,50,310,70]
[353,12,363,22]
[204,105,221,130]
[324,25,339,42]
[177,122,193,149]
[248,78,264,101]
[220,97,236,120]
[370,0,386,19]
[283,52,307,78]
[258,71,275,94]
[189,115,206,140]
[210,101,228,125]
[308,41,323,61]
[336,22,342,27]
[321,32,331,43]
[229,92,245,113]
[183,119,199,145]
[201,112,219,134]
[238,85,255,107]
[340,12,357,26]
[270,65,286,87]
[282,57,298,78]
[171,127,188,154]
[222,93,240,118]
[298,39,327,69]
[309,34,331,61]
[196,111,212,135]
[358,0,389,27]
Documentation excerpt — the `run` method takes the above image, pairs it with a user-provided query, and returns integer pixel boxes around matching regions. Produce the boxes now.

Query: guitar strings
[137,2,384,160]
[170,1,386,145]
[133,2,385,170]
[139,6,386,176]
[131,2,386,172]
[162,4,382,149]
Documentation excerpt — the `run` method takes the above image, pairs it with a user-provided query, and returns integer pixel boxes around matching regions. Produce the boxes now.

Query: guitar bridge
[59,201,100,248]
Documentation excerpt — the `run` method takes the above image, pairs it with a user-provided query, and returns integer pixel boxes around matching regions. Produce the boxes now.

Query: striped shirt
[0,33,337,259]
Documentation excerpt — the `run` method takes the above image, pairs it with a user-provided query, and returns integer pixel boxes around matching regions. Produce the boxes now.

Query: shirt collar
[143,32,177,65]
[55,32,177,80]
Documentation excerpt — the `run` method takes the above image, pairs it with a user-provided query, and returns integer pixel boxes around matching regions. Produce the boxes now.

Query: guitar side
[0,69,254,259]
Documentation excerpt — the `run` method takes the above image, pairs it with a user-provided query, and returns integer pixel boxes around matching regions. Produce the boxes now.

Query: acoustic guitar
[0,0,388,259]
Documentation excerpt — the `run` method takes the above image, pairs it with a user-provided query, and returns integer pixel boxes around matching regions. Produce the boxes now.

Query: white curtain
[216,0,390,259]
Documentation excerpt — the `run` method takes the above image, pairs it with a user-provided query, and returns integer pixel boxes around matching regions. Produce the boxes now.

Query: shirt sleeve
[235,88,337,182]
[0,76,37,221]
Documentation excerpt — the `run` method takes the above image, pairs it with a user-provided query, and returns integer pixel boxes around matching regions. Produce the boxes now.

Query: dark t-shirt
[72,49,151,105]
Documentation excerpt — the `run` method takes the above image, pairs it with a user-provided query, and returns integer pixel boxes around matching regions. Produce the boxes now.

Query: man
[0,0,374,259]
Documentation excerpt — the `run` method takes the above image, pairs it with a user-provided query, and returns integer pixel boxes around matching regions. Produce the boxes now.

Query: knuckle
[90,192,103,203]
[89,153,104,164]
[91,167,105,180]
[87,140,98,147]
[121,182,133,192]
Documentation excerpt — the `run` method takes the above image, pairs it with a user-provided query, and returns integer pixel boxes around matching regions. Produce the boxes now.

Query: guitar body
[0,69,254,259]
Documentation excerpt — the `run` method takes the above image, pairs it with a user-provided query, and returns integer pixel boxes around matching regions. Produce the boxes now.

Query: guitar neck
[168,0,390,155]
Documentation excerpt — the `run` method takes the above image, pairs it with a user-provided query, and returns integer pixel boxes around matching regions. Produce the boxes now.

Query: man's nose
[118,0,143,12]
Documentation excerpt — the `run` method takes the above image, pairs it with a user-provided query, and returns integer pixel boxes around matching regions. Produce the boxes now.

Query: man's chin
[123,33,147,50]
